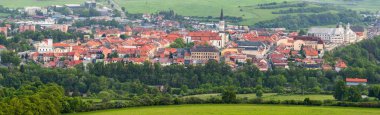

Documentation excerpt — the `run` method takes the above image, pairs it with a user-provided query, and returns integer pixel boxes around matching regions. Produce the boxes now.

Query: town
[0,1,377,72]
[1,1,380,114]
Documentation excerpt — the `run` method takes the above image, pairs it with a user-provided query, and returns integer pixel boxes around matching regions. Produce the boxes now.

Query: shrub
[184,97,205,104]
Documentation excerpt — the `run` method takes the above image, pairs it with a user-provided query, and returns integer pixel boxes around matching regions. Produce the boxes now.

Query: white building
[307,23,357,44]
[24,7,47,16]
[34,39,53,53]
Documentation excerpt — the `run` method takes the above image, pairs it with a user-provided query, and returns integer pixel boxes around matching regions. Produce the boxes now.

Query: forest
[254,10,373,29]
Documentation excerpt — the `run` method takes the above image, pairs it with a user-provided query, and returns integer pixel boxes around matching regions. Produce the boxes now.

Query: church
[184,9,229,49]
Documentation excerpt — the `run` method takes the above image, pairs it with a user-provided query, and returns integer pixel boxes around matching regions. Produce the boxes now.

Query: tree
[1,51,21,66]
[121,7,126,12]
[333,80,347,101]
[221,87,237,103]
[255,85,263,98]
[347,87,361,102]
[299,29,306,36]
[369,85,380,99]
[98,90,112,102]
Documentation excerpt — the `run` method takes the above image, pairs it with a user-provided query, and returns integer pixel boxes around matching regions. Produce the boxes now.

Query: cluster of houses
[0,1,369,74]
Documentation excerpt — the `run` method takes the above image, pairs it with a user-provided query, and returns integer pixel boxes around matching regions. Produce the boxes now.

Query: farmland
[67,104,380,115]
[115,0,380,25]
[0,0,86,8]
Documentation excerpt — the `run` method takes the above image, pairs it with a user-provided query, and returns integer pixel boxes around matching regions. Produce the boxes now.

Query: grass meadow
[66,104,380,115]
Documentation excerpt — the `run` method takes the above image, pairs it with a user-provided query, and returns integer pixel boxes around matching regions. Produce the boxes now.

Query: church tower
[218,8,229,48]
[219,8,225,32]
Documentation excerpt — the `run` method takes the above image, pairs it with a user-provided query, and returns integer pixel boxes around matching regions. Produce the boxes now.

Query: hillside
[0,0,86,8]
[115,0,380,25]
[325,36,380,83]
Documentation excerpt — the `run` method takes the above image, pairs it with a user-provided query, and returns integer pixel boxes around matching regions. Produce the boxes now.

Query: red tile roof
[53,43,70,47]
[188,31,221,41]
[336,60,348,68]
[0,45,6,49]
[346,78,367,83]
[303,47,319,57]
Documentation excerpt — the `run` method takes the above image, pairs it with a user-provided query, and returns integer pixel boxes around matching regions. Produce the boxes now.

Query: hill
[115,0,380,25]
[324,36,380,83]
[0,0,86,8]
[67,104,380,115]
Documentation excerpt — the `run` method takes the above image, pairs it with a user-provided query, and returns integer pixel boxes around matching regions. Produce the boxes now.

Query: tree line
[254,10,368,30]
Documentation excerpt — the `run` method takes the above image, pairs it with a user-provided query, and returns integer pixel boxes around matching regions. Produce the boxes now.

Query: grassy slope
[116,0,299,25]
[116,0,380,25]
[67,104,380,115]
[0,0,86,8]
[183,93,334,101]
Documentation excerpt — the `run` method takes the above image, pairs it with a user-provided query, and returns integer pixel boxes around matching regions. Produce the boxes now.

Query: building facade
[307,23,357,44]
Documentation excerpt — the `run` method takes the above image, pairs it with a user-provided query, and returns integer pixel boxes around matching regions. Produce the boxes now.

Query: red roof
[346,78,367,83]
[0,45,6,49]
[188,31,221,41]
[303,47,318,57]
[53,43,70,47]
[336,60,347,68]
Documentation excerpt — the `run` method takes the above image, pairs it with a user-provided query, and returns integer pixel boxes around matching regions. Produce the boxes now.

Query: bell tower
[219,8,225,32]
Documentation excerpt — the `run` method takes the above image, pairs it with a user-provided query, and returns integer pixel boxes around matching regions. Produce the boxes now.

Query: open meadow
[66,104,380,115]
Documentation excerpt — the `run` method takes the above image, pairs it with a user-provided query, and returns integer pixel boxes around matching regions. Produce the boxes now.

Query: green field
[115,0,380,25]
[67,104,380,115]
[0,0,86,8]
[117,0,300,25]
[183,93,334,101]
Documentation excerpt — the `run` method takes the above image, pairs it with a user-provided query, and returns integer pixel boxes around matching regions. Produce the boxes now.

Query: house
[346,78,367,86]
[53,43,72,53]
[0,27,7,37]
[307,23,357,44]
[236,41,268,58]
[293,36,324,51]
[256,59,269,71]
[84,1,97,8]
[95,29,122,38]
[190,46,220,64]
[270,53,288,69]
[19,24,36,32]
[303,47,319,59]
[35,39,54,53]
[48,24,69,33]
[350,26,367,40]
[335,59,347,72]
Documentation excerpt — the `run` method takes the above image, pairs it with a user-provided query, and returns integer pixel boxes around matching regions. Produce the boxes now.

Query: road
[108,0,126,19]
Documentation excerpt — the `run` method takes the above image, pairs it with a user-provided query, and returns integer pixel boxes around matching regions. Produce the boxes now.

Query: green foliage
[331,36,380,83]
[221,87,237,103]
[255,10,367,30]
[169,38,194,48]
[0,84,65,115]
[333,80,347,101]
[0,50,21,66]
[368,85,380,100]
[347,87,361,102]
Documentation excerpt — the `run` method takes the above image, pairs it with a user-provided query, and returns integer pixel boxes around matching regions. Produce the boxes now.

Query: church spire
[220,8,224,21]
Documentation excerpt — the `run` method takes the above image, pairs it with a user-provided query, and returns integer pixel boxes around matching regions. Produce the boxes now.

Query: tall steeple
[220,8,224,21]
